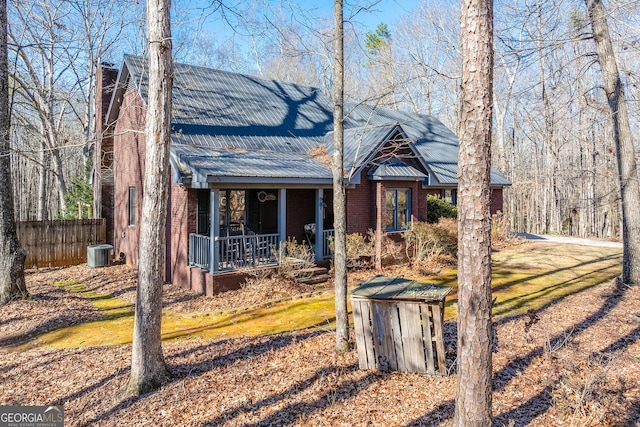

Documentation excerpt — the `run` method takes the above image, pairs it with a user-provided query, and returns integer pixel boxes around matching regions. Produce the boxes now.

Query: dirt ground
[1,242,640,426]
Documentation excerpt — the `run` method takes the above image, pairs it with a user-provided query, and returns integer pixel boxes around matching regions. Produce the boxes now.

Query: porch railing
[189,232,280,271]
[322,229,334,259]
[189,233,210,269]
[220,233,280,269]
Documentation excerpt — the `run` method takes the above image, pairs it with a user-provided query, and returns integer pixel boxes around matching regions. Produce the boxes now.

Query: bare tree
[7,0,131,220]
[0,0,26,305]
[454,0,494,425]
[585,0,640,285]
[125,0,172,395]
[332,0,350,354]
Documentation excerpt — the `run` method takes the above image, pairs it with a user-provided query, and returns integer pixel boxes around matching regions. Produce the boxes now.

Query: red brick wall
[112,90,146,267]
[113,89,200,286]
[286,189,316,244]
[346,177,374,235]
[345,174,430,236]
[491,188,504,215]
[167,185,196,286]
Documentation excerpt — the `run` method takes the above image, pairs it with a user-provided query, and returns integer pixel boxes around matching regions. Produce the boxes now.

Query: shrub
[276,238,315,279]
[365,229,403,263]
[330,230,405,269]
[329,232,374,269]
[491,211,514,248]
[426,194,457,223]
[404,218,458,263]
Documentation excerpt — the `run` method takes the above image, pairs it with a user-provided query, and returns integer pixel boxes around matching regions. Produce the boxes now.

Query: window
[128,187,136,226]
[386,189,410,231]
[197,190,210,235]
[439,189,457,206]
[219,190,246,228]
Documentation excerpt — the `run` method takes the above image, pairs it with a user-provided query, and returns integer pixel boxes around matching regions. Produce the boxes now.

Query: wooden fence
[17,219,107,268]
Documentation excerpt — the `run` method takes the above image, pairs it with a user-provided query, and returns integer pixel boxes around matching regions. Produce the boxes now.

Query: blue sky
[297,0,423,32]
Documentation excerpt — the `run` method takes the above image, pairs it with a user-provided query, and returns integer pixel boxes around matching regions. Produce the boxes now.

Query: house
[94,55,510,294]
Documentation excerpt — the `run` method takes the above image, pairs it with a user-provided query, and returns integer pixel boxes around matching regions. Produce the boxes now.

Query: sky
[185,0,424,39]
[297,0,423,32]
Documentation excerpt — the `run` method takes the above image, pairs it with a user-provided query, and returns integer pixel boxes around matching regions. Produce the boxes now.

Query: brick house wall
[491,188,504,215]
[112,89,146,266]
[345,171,430,236]
[167,185,196,287]
[286,189,316,244]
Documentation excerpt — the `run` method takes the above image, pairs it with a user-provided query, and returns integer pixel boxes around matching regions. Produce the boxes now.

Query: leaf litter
[1,243,639,426]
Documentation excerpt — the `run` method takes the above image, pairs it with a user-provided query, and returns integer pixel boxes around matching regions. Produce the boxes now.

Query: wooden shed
[350,275,451,375]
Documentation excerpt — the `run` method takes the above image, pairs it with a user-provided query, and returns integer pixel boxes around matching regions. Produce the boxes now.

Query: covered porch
[188,188,334,274]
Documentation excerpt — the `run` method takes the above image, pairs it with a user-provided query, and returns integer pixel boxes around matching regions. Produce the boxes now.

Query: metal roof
[170,144,332,185]
[367,159,427,181]
[117,55,511,187]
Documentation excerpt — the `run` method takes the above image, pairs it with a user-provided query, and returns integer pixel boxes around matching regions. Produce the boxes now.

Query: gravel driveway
[517,232,623,248]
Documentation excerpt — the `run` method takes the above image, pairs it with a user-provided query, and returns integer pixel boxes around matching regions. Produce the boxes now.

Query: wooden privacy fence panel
[351,275,451,375]
[17,219,107,268]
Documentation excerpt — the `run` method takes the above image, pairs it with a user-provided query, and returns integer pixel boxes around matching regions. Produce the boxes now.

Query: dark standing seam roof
[120,55,511,187]
[367,159,428,181]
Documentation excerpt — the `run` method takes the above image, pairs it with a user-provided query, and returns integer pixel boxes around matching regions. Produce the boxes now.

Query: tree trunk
[125,0,172,395]
[585,0,640,285]
[0,0,27,304]
[332,0,350,354]
[454,0,494,425]
[36,140,49,220]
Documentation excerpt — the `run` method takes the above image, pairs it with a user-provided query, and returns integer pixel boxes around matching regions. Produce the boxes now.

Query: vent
[87,244,113,268]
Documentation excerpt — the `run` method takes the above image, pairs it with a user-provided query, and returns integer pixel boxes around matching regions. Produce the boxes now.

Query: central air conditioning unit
[87,244,113,268]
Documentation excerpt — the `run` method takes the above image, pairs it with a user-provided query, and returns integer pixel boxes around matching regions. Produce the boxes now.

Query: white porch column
[314,189,324,260]
[209,189,220,274]
[278,189,287,248]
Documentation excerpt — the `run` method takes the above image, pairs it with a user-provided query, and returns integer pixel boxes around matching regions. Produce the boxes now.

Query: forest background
[8,0,640,239]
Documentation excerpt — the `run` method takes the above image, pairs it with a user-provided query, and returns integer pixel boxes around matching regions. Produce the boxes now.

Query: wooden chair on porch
[243,226,272,265]
[222,227,242,268]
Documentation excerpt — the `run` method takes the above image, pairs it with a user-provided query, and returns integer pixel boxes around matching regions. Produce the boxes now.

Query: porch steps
[288,267,331,285]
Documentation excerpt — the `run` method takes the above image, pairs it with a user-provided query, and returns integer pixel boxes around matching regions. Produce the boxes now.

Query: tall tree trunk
[125,0,172,395]
[36,141,49,220]
[454,0,494,425]
[51,147,68,214]
[0,0,27,304]
[332,0,350,354]
[585,0,640,285]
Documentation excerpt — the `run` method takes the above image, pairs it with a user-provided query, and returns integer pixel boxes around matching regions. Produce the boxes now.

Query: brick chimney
[94,62,118,245]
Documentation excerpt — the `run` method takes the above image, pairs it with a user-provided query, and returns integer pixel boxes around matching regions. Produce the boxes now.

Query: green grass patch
[21,292,336,349]
[415,243,622,319]
[21,241,621,350]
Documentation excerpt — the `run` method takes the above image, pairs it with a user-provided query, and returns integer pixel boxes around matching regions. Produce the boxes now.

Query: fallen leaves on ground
[1,242,639,426]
